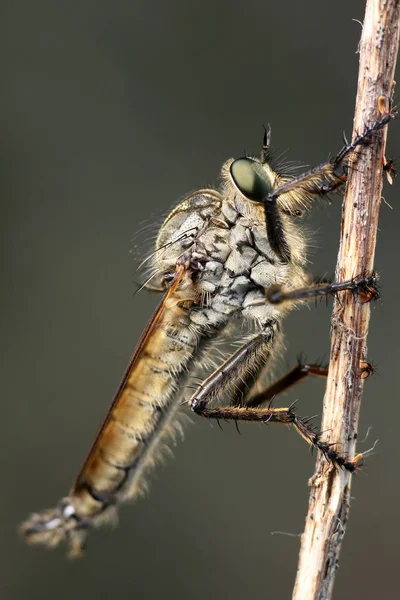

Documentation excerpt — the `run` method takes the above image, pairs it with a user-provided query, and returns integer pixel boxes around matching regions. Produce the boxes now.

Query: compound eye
[230,158,272,202]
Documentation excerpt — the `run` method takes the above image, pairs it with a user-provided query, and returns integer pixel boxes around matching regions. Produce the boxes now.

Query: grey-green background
[2,2,399,599]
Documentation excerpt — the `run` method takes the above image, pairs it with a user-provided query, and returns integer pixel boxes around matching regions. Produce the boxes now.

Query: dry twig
[292,2,400,599]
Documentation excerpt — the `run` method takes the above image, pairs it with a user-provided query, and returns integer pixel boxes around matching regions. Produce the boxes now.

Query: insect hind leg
[189,321,278,412]
[245,360,328,408]
[192,402,363,473]
[188,328,364,472]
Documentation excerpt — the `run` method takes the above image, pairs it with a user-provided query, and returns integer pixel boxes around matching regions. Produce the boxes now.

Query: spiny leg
[245,361,328,408]
[268,109,395,203]
[190,321,277,410]
[265,274,379,306]
[189,328,362,472]
[262,108,394,260]
[245,358,373,409]
[241,275,379,310]
[192,403,362,473]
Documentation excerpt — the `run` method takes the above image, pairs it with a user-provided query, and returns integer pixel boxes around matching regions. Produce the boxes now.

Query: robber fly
[21,107,393,557]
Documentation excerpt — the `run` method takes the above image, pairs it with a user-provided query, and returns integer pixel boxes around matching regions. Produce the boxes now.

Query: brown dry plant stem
[292,2,400,600]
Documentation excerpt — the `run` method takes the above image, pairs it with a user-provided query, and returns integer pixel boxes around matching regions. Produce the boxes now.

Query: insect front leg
[268,108,395,205]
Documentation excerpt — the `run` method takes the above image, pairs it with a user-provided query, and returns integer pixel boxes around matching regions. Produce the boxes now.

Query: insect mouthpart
[230,157,273,202]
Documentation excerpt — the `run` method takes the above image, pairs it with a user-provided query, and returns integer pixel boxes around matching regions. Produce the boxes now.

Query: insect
[21,107,393,558]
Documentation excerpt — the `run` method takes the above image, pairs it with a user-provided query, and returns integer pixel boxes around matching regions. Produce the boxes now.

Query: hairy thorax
[153,171,308,331]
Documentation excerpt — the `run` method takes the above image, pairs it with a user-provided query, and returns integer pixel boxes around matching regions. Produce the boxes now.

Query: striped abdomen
[22,299,201,556]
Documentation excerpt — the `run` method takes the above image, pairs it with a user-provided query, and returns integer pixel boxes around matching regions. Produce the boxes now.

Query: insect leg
[268,109,395,204]
[192,402,362,472]
[307,173,348,196]
[245,361,328,408]
[245,359,373,409]
[189,321,277,411]
[261,110,394,261]
[266,274,379,305]
[189,333,364,472]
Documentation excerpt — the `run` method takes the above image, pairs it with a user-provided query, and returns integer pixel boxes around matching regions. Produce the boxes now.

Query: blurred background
[1,1,399,599]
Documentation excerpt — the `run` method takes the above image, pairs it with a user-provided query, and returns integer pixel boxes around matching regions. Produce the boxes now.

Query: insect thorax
[153,160,308,330]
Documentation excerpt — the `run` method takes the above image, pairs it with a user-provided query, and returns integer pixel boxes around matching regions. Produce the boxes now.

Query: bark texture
[292,2,400,599]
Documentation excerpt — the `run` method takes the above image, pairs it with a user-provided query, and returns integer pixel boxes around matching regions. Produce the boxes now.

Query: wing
[21,264,202,557]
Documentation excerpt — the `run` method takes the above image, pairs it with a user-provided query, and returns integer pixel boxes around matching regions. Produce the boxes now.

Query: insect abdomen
[22,302,200,556]
[73,308,198,507]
